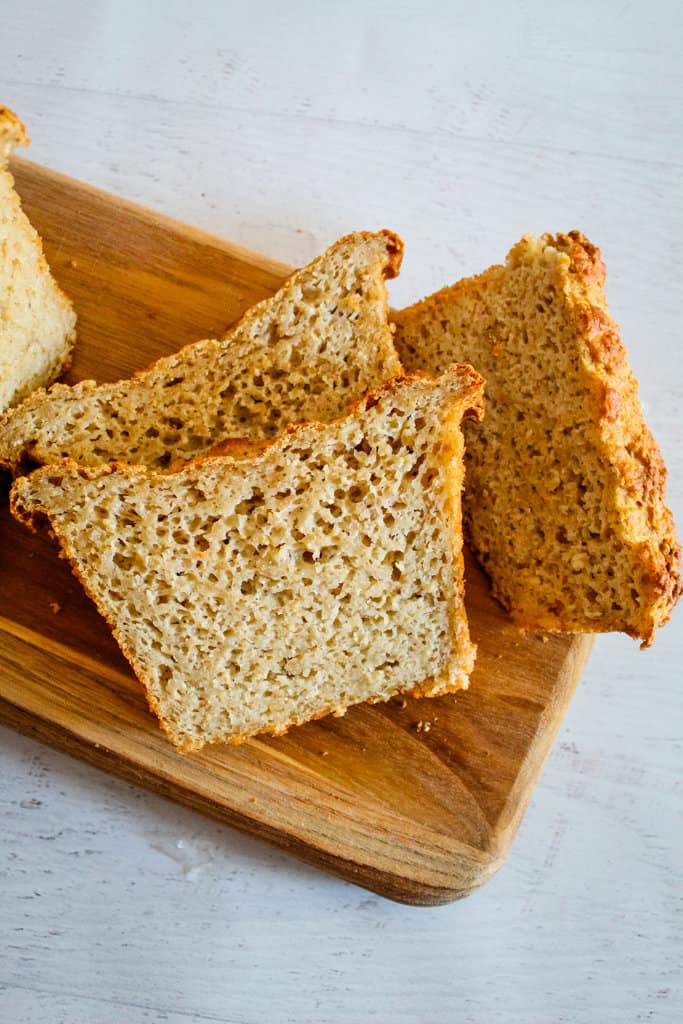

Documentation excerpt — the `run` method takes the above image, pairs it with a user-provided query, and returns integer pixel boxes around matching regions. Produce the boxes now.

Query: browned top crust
[547,230,681,642]
[0,106,29,163]
[376,229,404,279]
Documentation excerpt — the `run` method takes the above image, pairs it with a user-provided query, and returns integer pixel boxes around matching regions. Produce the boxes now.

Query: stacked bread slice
[12,365,484,750]
[0,107,76,412]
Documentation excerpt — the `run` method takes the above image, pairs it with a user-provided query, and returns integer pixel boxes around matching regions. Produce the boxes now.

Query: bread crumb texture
[0,230,402,471]
[393,231,681,645]
[11,365,484,751]
[0,106,76,413]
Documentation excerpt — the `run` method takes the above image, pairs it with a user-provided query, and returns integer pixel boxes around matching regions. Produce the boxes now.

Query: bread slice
[11,364,484,751]
[0,106,77,412]
[393,232,680,645]
[0,231,403,473]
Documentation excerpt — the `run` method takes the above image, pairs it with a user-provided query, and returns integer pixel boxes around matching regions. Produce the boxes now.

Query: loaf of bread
[0,106,77,412]
[0,231,403,473]
[393,232,680,645]
[11,364,484,750]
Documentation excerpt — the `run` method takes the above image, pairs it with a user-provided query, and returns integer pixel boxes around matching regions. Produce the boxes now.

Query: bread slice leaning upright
[0,106,77,412]
[0,231,403,473]
[11,365,485,751]
[393,232,680,645]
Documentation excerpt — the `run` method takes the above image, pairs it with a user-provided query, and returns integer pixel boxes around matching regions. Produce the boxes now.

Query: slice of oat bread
[11,365,484,751]
[393,232,680,645]
[0,231,403,472]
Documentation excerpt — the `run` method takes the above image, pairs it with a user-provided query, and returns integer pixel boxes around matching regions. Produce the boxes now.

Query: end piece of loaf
[0,106,29,162]
[0,106,77,412]
[11,364,484,751]
[393,231,680,645]
[0,230,403,473]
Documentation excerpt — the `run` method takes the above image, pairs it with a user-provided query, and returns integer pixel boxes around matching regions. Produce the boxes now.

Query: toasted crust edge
[542,230,680,646]
[0,106,29,162]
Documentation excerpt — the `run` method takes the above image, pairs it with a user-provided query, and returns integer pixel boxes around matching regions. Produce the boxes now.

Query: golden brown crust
[0,106,29,163]
[376,228,404,279]
[545,230,681,645]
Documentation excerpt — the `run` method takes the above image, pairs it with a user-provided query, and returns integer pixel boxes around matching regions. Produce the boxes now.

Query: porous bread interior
[0,163,77,412]
[0,231,402,470]
[11,366,483,752]
[394,233,680,643]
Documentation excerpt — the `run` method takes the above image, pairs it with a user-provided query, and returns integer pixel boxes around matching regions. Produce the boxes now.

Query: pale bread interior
[0,231,402,470]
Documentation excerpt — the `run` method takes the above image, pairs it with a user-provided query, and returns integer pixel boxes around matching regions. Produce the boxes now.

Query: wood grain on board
[0,158,594,905]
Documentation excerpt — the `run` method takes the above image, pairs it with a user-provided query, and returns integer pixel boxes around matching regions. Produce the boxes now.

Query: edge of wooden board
[0,620,594,905]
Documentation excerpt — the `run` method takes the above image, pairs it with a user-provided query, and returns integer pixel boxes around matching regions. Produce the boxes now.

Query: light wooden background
[1,2,681,1022]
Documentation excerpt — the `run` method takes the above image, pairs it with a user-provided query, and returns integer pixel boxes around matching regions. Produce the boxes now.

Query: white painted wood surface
[1,2,681,1021]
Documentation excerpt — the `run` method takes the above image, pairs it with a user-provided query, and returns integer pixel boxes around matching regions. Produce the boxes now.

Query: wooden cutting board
[0,158,594,905]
